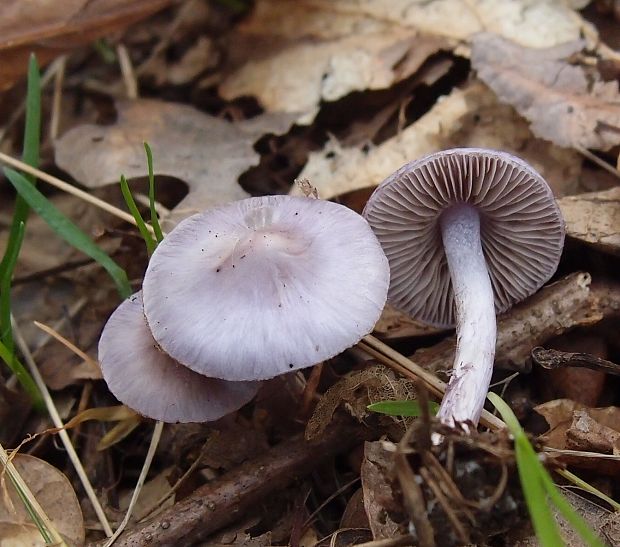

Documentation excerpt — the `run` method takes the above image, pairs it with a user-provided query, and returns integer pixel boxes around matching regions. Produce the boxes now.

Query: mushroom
[98,292,260,423]
[363,148,564,428]
[142,195,390,381]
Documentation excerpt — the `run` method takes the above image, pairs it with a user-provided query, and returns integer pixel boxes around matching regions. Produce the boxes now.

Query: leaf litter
[0,0,620,545]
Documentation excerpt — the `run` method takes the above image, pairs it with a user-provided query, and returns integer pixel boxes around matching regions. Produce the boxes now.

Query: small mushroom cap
[363,148,565,327]
[98,292,260,423]
[142,195,389,381]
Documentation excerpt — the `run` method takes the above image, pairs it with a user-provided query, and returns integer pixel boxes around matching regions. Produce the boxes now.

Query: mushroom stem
[437,204,497,428]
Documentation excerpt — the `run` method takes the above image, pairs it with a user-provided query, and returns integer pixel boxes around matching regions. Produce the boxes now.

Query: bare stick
[531,347,620,376]
[92,420,372,546]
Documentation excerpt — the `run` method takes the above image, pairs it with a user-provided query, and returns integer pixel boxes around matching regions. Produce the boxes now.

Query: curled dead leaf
[0,454,85,546]
[223,0,591,118]
[472,32,620,150]
[535,399,620,474]
[360,441,405,540]
[292,82,581,202]
[312,0,591,47]
[559,187,620,255]
[54,100,296,228]
[220,0,449,121]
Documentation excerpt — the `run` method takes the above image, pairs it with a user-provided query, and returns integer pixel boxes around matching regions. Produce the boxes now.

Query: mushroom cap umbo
[142,195,390,381]
[363,148,565,328]
[98,292,260,423]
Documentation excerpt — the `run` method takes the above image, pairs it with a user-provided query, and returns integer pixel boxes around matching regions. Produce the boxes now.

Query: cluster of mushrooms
[99,148,565,430]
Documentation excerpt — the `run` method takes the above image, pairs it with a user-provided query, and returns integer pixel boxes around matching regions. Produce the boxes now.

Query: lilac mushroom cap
[142,195,390,381]
[363,148,564,428]
[98,292,260,423]
[363,148,565,327]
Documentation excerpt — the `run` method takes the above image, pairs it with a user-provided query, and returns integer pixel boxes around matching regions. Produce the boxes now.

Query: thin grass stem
[104,420,164,546]
[11,317,113,537]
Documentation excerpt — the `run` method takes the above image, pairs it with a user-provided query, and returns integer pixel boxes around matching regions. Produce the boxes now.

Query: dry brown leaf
[559,187,620,255]
[40,355,102,390]
[54,100,296,227]
[119,467,175,521]
[309,0,591,47]
[535,399,620,474]
[535,399,620,448]
[472,32,620,150]
[0,454,85,546]
[219,0,449,121]
[0,0,173,91]
[291,82,581,200]
[220,0,591,120]
[360,441,405,540]
[375,304,444,339]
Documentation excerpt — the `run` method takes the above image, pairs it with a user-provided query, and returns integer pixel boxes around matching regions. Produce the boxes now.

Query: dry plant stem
[575,145,620,182]
[418,465,470,543]
[33,298,87,355]
[34,320,99,369]
[0,151,150,232]
[0,442,67,546]
[395,429,436,547]
[50,55,66,141]
[437,205,496,427]
[116,44,138,99]
[555,468,620,511]
[11,316,114,537]
[104,421,164,546]
[0,57,64,144]
[359,335,505,431]
[97,420,372,547]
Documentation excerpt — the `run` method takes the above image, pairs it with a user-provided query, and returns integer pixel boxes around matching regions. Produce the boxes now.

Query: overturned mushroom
[99,292,259,423]
[142,195,390,381]
[363,148,564,428]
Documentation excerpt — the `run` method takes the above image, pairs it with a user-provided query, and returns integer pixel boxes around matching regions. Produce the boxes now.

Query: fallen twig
[91,419,373,547]
[531,347,620,376]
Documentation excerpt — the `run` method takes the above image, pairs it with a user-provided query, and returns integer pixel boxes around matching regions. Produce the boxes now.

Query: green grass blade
[557,468,620,512]
[0,56,41,280]
[0,221,25,347]
[0,55,42,338]
[120,175,157,255]
[22,54,41,176]
[488,393,604,547]
[93,38,117,64]
[539,470,606,547]
[0,55,43,406]
[143,142,164,243]
[367,400,439,417]
[514,437,564,546]
[4,168,132,299]
[0,339,43,409]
